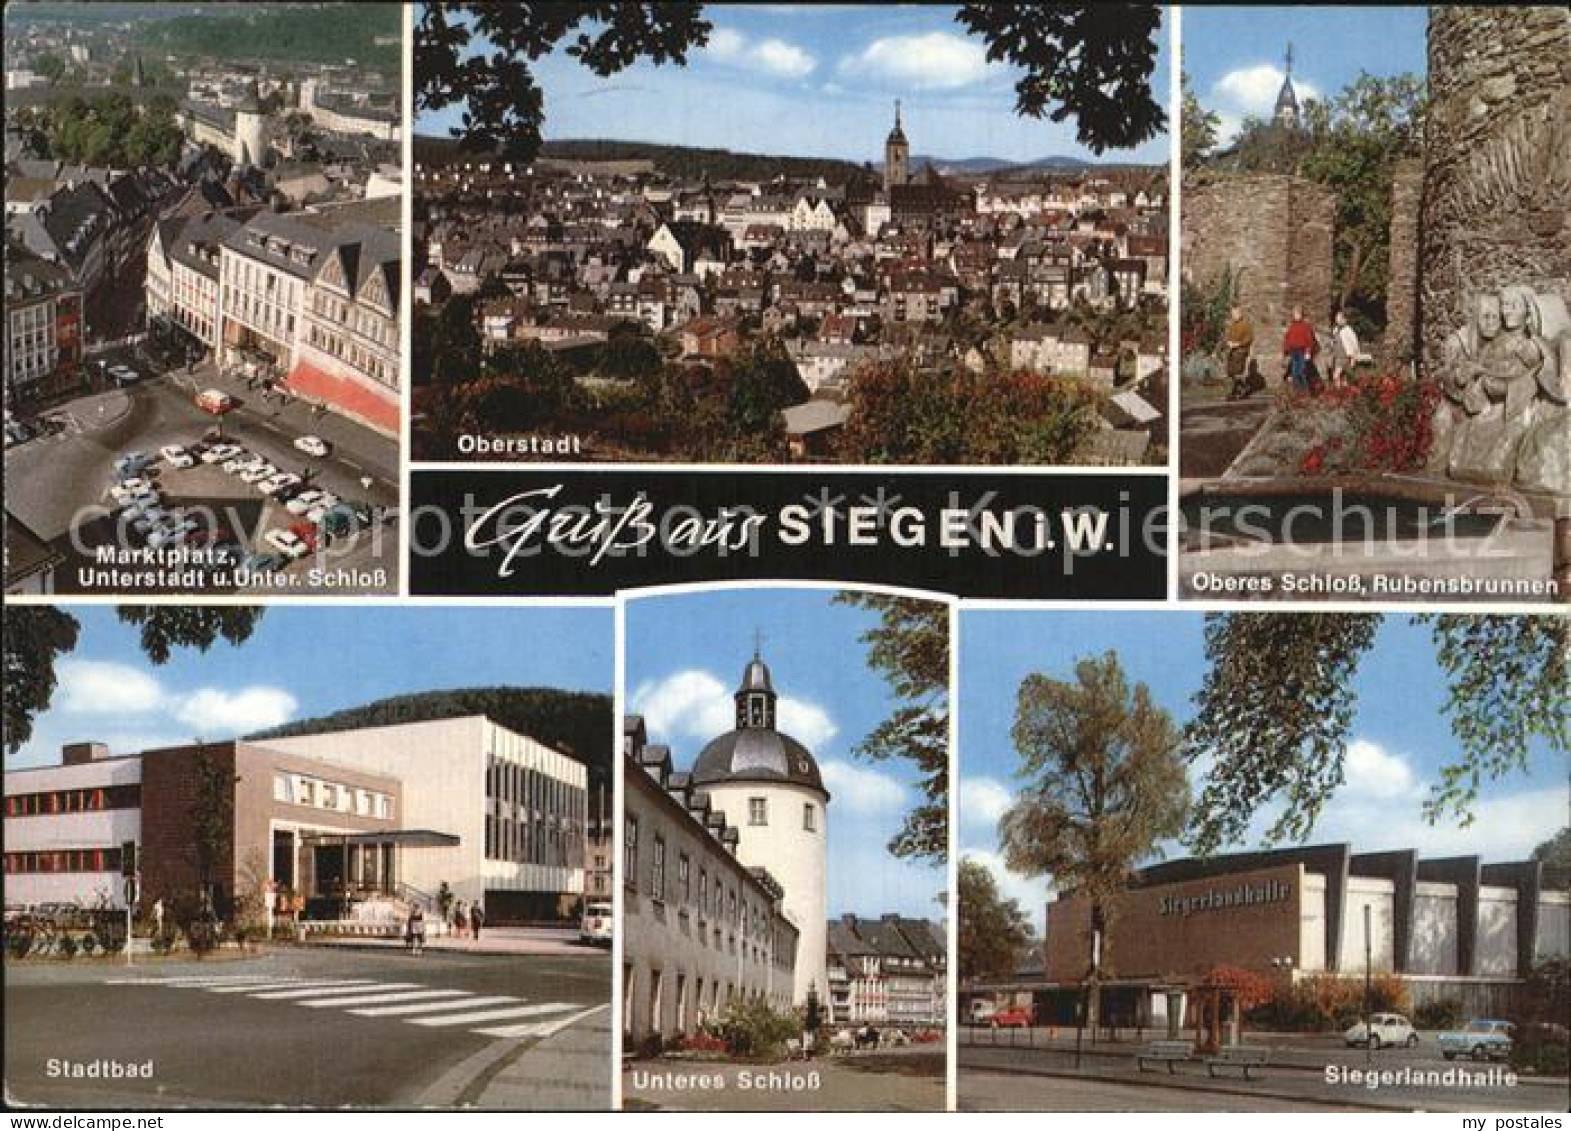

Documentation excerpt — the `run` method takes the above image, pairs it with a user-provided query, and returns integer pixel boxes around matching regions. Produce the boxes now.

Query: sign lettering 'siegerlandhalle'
[409,470,1167,599]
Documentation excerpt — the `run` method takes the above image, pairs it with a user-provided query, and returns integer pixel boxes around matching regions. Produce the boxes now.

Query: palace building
[3,716,590,925]
[622,647,832,1046]
[984,843,1571,1027]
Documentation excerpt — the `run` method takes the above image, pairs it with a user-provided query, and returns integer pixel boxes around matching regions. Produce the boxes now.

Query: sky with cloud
[9,606,613,770]
[959,611,1569,939]
[625,587,946,920]
[1184,5,1427,144]
[418,4,1170,164]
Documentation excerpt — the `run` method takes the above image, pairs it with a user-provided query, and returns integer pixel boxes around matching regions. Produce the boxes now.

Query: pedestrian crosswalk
[105,974,605,1041]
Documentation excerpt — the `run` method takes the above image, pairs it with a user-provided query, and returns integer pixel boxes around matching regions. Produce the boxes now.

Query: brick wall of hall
[138,743,238,908]
[1418,6,1571,378]
[1182,173,1337,349]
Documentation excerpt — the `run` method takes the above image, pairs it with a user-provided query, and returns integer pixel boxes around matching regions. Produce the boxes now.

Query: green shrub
[716,999,801,1060]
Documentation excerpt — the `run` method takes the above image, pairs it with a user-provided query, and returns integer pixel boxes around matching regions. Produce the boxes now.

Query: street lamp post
[1363,904,1373,1068]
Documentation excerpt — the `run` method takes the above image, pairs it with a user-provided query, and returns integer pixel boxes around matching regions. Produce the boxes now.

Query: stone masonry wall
[1183,173,1337,351]
[1383,158,1424,365]
[1419,6,1571,377]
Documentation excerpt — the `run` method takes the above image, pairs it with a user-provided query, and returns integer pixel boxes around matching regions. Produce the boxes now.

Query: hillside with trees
[146,4,401,68]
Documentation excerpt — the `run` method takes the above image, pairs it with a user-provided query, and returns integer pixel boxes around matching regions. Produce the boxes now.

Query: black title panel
[408,469,1168,599]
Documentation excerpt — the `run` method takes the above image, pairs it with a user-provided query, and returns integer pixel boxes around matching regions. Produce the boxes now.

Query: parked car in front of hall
[1344,1013,1418,1049]
[293,434,330,457]
[1438,1019,1515,1061]
[989,1008,1033,1029]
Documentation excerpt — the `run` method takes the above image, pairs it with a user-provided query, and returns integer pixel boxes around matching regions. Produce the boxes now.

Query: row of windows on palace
[623,813,789,968]
[749,795,818,831]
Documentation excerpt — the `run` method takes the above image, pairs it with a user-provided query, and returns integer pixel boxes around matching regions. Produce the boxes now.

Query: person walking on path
[454,900,468,937]
[470,903,484,941]
[1331,310,1362,388]
[1282,306,1319,393]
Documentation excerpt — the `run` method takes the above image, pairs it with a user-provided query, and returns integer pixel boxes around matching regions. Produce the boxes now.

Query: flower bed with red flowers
[1294,374,1441,477]
[678,1032,728,1054]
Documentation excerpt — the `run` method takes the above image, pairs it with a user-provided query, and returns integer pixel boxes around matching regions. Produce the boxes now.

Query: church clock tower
[884,99,910,194]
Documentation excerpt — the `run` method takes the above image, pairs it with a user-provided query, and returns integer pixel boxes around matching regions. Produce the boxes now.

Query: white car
[1345,1013,1419,1050]
[131,506,172,533]
[306,499,342,524]
[110,478,155,503]
[293,435,330,457]
[239,463,279,485]
[263,529,309,559]
[201,443,242,464]
[159,445,196,469]
[286,489,328,515]
[222,455,261,474]
[259,472,302,496]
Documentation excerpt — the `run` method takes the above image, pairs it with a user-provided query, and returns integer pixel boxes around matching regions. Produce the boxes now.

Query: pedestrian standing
[1281,306,1319,393]
[411,906,426,955]
[1331,310,1362,388]
[405,908,418,953]
[1223,305,1254,385]
[454,900,468,936]
[470,903,484,942]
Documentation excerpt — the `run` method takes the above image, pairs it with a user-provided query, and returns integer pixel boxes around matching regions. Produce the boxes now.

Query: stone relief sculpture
[1434,285,1569,495]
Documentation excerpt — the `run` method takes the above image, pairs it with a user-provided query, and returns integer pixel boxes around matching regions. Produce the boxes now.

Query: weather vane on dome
[753,627,765,659]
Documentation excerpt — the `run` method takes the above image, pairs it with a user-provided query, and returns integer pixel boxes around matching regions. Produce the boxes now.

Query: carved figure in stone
[1440,286,1563,487]
[1514,292,1571,497]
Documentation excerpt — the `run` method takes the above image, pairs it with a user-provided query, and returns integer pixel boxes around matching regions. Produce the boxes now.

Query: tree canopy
[1185,614,1568,856]
[418,3,1166,162]
[835,592,949,864]
[957,856,1035,982]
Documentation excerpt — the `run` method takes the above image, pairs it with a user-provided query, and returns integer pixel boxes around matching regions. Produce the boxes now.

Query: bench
[1206,1044,1271,1079]
[1137,1040,1196,1073]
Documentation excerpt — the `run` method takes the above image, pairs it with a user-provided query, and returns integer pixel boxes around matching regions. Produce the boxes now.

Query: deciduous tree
[1000,652,1189,1033]
[958,857,1034,983]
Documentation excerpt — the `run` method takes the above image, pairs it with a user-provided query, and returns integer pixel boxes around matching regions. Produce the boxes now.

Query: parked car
[1345,1013,1418,1049]
[259,472,302,496]
[114,451,156,477]
[160,444,196,469]
[293,435,330,457]
[201,443,243,464]
[108,364,140,385]
[967,1000,998,1026]
[240,551,290,573]
[146,517,199,549]
[286,489,329,516]
[239,463,279,485]
[1439,1019,1515,1061]
[223,455,262,474]
[580,901,613,946]
[264,529,310,559]
[110,477,156,504]
[989,1008,1033,1029]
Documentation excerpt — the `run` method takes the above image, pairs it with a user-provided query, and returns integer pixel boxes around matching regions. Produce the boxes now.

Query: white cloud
[632,668,837,749]
[1343,739,1417,799]
[820,759,906,813]
[631,670,734,742]
[776,696,837,749]
[703,27,815,79]
[706,27,747,61]
[57,661,164,714]
[174,687,298,735]
[1208,64,1321,143]
[958,776,1013,841]
[840,32,995,90]
[752,38,816,79]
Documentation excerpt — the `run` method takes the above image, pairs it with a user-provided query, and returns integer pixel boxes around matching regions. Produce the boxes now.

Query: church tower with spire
[884,99,910,194]
[1273,43,1301,129]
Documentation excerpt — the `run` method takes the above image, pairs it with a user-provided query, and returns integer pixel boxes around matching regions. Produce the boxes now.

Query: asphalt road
[957,1036,1567,1113]
[5,351,399,595]
[5,946,610,1109]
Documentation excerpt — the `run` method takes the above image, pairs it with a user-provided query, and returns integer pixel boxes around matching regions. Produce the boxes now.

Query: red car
[990,1008,1033,1029]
